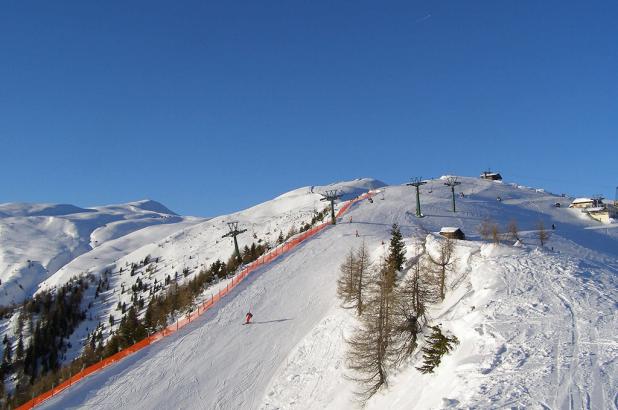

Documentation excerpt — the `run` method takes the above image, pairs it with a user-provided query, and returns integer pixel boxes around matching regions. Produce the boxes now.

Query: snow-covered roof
[440,227,462,233]
[572,198,594,204]
[586,207,606,213]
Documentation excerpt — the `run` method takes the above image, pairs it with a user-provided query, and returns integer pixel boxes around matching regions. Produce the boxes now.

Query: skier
[355,230,359,237]
[552,223,556,230]
[349,216,353,224]
[245,311,253,324]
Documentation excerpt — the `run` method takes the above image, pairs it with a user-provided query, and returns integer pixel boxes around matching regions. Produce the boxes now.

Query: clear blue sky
[1,1,616,216]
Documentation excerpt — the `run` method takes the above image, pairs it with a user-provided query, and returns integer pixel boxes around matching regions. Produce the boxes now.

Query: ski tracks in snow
[260,312,352,410]
[467,249,617,409]
[257,242,617,410]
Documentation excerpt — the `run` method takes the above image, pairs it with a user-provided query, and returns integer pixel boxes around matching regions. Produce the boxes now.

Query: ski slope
[28,177,618,409]
[1,179,385,373]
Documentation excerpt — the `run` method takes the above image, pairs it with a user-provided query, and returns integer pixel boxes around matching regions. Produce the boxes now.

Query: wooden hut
[480,171,502,181]
[439,227,465,240]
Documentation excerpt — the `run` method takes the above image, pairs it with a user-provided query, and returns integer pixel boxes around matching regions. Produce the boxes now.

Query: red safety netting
[17,191,375,410]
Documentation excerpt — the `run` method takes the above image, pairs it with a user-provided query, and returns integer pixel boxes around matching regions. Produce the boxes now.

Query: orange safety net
[18,191,375,410]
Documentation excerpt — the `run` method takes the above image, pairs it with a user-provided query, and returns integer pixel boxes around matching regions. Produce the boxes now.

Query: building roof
[585,207,606,213]
[440,227,462,233]
[572,198,594,204]
[480,172,502,178]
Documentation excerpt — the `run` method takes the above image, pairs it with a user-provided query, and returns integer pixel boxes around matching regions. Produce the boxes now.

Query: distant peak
[128,199,177,215]
[0,202,92,218]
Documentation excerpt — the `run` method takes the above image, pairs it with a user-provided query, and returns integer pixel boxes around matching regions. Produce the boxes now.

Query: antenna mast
[320,190,342,225]
[222,221,247,263]
[444,176,462,212]
[406,177,427,217]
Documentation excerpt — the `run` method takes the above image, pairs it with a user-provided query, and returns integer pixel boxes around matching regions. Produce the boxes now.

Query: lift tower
[444,176,462,212]
[407,177,427,217]
[320,190,342,225]
[222,221,247,263]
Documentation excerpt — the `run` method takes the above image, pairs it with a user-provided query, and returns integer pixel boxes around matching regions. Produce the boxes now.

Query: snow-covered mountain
[2,176,617,409]
[0,179,386,372]
[0,199,202,306]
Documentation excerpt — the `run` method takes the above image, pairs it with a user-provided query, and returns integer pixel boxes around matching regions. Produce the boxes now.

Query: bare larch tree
[346,260,397,404]
[336,242,372,316]
[536,220,550,247]
[392,245,433,363]
[427,237,454,301]
[337,249,357,307]
[355,242,371,316]
[507,219,520,242]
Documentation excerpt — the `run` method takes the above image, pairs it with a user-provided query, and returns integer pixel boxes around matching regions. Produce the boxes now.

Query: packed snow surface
[13,177,617,409]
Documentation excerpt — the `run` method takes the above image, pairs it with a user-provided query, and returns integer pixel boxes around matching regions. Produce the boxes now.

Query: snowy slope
[1,178,383,370]
[31,179,385,296]
[36,176,617,409]
[0,199,199,305]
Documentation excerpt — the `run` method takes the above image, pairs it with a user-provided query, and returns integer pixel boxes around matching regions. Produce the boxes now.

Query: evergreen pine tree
[242,245,251,263]
[416,325,459,374]
[276,230,285,244]
[0,371,5,401]
[118,306,147,347]
[15,333,24,361]
[286,224,297,240]
[386,224,406,274]
[1,336,11,370]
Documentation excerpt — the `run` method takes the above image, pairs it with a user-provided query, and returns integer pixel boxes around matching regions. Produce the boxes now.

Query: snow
[439,227,461,233]
[0,199,200,305]
[366,243,616,409]
[5,176,617,409]
[572,198,594,204]
[0,203,92,218]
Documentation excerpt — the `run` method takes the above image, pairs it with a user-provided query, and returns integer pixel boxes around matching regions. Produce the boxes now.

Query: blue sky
[1,1,616,216]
